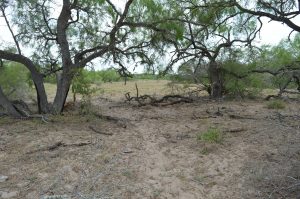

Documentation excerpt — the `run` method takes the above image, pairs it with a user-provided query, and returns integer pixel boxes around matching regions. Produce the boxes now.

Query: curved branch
[234,1,300,32]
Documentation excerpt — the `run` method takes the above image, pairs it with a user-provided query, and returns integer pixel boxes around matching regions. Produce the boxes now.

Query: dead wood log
[229,114,257,120]
[27,141,91,154]
[88,125,113,136]
[125,83,194,106]
[224,128,247,133]
[125,92,193,107]
[92,113,127,128]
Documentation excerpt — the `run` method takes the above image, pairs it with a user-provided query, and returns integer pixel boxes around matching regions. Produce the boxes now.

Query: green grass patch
[197,128,222,143]
[266,99,286,109]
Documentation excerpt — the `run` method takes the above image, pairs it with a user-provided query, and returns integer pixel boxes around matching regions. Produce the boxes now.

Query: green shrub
[0,62,33,99]
[96,69,121,83]
[44,74,57,84]
[223,61,264,98]
[132,73,167,80]
[198,128,222,143]
[266,100,286,109]
[71,69,97,102]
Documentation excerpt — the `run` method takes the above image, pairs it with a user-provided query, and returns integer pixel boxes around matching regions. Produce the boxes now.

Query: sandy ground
[0,83,300,199]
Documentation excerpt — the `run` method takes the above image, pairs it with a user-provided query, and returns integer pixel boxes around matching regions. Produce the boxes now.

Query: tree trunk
[208,61,223,99]
[52,71,73,113]
[0,86,21,117]
[31,72,51,113]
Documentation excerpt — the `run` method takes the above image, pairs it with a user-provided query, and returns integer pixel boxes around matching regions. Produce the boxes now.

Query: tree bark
[51,0,74,114]
[208,61,223,99]
[0,86,21,117]
[52,71,73,113]
[32,74,51,113]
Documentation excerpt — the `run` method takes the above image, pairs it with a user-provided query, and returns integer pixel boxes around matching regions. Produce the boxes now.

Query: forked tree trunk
[0,86,21,117]
[208,61,223,99]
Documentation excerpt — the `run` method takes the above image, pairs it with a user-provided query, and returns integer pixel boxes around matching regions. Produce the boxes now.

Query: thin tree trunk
[31,72,51,113]
[52,71,73,113]
[208,61,223,99]
[0,86,21,117]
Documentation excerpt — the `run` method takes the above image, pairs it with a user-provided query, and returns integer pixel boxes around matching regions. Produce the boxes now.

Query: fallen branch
[224,128,247,133]
[92,113,127,128]
[125,83,194,106]
[27,141,92,154]
[192,114,217,120]
[229,114,257,120]
[125,92,193,107]
[88,125,113,136]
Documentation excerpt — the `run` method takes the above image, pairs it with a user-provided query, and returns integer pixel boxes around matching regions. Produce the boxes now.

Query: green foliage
[197,128,222,143]
[45,68,122,85]
[252,35,300,91]
[44,74,57,84]
[77,69,121,84]
[96,69,121,83]
[0,62,33,99]
[266,100,286,109]
[71,69,97,102]
[223,61,264,98]
[131,73,171,80]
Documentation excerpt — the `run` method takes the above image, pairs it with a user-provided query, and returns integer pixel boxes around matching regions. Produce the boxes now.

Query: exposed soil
[0,97,300,199]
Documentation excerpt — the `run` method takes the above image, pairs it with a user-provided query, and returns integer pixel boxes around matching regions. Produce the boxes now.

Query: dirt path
[0,99,299,199]
[96,99,299,199]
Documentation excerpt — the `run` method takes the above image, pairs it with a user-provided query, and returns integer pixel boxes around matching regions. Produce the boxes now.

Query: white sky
[0,1,299,72]
[257,17,298,45]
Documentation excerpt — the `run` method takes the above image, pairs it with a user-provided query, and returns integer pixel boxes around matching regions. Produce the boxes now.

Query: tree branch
[0,6,22,55]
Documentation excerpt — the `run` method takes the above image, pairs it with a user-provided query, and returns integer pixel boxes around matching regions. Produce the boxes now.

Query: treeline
[1,31,300,101]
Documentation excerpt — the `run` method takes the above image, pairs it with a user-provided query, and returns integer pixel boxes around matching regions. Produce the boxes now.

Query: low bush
[197,128,222,143]
[266,100,286,109]
[0,62,33,100]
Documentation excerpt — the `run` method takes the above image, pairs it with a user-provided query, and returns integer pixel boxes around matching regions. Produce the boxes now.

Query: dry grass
[97,80,172,100]
[44,80,202,102]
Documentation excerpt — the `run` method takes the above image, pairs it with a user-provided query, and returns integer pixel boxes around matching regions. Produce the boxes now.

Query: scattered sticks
[125,83,194,107]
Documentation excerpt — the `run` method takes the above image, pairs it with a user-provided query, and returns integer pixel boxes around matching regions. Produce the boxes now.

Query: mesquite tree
[0,0,169,115]
[164,0,261,98]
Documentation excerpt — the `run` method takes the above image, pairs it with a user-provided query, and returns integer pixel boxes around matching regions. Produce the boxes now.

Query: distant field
[44,80,204,102]
[43,80,298,103]
[97,80,172,99]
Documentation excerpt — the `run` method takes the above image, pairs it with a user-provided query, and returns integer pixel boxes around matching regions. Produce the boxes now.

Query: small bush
[71,69,97,102]
[95,69,121,83]
[0,62,33,100]
[266,100,286,109]
[198,128,222,143]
